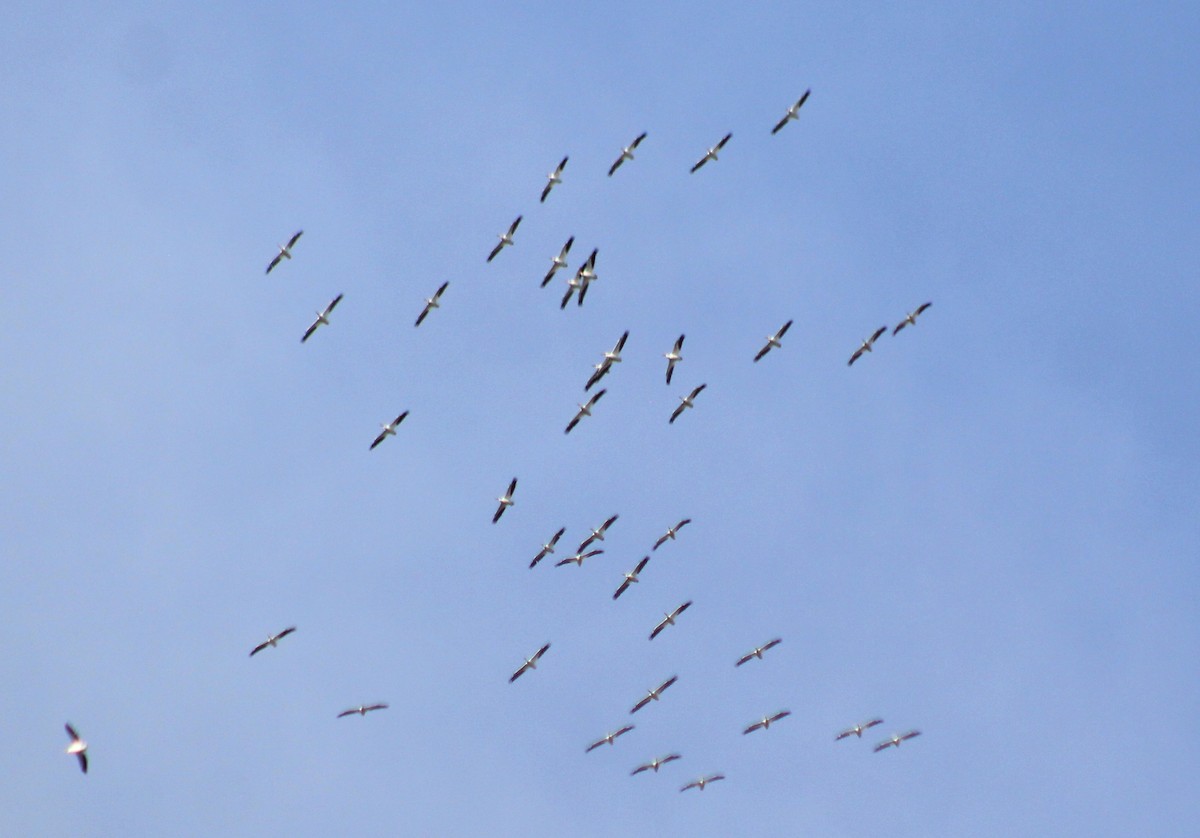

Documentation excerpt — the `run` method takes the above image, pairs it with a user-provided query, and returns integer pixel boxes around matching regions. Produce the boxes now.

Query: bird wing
[873,741,894,752]
[835,729,853,740]
[65,724,79,740]
[744,722,763,734]
[658,675,678,693]
[554,557,575,567]
[559,285,575,309]
[324,294,343,315]
[772,711,791,722]
[735,652,754,667]
[608,155,624,177]
[901,730,921,741]
[337,709,357,717]
[669,403,685,424]
[577,278,590,306]
[287,230,304,249]
[370,430,388,449]
[870,326,887,343]
[631,763,650,775]
[301,320,320,343]
[509,662,529,682]
[771,115,789,135]
[634,555,649,574]
[276,627,296,640]
[587,389,607,409]
[615,725,634,738]
[795,89,811,110]
[613,579,631,600]
[665,359,676,385]
[599,513,618,532]
[534,643,550,661]
[564,413,582,435]
[540,182,552,203]
[649,618,669,640]
[761,638,782,652]
[614,331,629,354]
[848,347,864,366]
[508,478,518,496]
[492,503,506,524]
[508,216,522,236]
[652,534,668,551]
[689,156,707,174]
[432,281,448,301]
[916,301,932,315]
[673,334,686,353]
[777,320,793,338]
[77,752,88,773]
[585,364,609,391]
[680,781,698,792]
[892,320,907,335]
[366,703,389,712]
[414,305,431,327]
[556,156,568,173]
[673,601,692,617]
[558,236,575,259]
[548,527,565,548]
[631,695,652,713]
[754,342,771,362]
[249,641,268,656]
[716,132,732,150]
[586,739,605,752]
[631,132,648,148]
[266,253,283,274]
[487,241,503,262]
[530,551,546,568]
[863,718,884,729]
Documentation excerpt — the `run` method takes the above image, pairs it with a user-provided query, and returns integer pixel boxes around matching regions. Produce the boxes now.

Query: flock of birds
[61,87,931,795]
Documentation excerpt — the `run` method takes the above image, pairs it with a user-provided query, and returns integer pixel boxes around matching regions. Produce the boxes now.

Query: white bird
[301,293,344,343]
[613,555,650,600]
[565,389,606,435]
[586,725,634,752]
[631,753,681,775]
[559,272,585,309]
[369,411,409,450]
[631,675,678,713]
[585,330,629,390]
[893,301,933,335]
[735,638,782,667]
[414,282,449,327]
[542,236,575,287]
[530,527,566,568]
[487,215,522,262]
[337,703,388,718]
[493,478,518,523]
[771,89,811,135]
[690,133,732,173]
[649,601,692,640]
[64,724,88,774]
[585,359,612,391]
[754,320,793,362]
[608,132,648,176]
[652,518,692,551]
[575,248,599,307]
[664,334,685,384]
[669,384,707,424]
[848,326,888,366]
[250,626,297,657]
[743,710,791,735]
[874,730,921,752]
[509,643,551,682]
[554,548,604,568]
[266,230,303,274]
[540,156,568,203]
[578,514,619,551]
[680,774,724,792]
[835,718,884,740]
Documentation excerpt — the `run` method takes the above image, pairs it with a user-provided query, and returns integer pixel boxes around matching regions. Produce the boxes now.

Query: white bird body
[509,643,551,682]
[266,230,303,274]
[608,132,647,176]
[690,133,732,173]
[735,637,782,666]
[664,334,685,384]
[64,724,88,774]
[835,718,884,740]
[771,89,811,134]
[493,478,518,523]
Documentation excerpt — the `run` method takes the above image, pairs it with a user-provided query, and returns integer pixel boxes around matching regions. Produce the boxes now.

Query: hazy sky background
[2,3,1198,836]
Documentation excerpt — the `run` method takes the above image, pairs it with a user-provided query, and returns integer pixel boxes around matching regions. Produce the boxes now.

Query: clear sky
[2,3,1198,836]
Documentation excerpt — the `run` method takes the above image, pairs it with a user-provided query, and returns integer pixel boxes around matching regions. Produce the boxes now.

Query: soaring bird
[874,730,921,752]
[250,627,297,657]
[835,718,884,740]
[585,360,613,391]
[690,133,732,173]
[680,774,724,792]
[542,236,575,287]
[608,132,648,176]
[301,293,344,343]
[754,320,793,362]
[487,216,522,262]
[369,411,409,450]
[771,89,811,134]
[743,710,791,735]
[575,248,599,307]
[650,602,692,640]
[530,527,566,568]
[493,478,518,523]
[578,514,620,551]
[664,334,685,384]
[585,331,629,390]
[735,638,782,667]
[337,703,388,718]
[414,282,449,327]
[554,548,603,568]
[509,643,551,682]
[540,156,568,203]
[893,302,933,335]
[631,753,681,775]
[266,230,303,274]
[565,389,606,435]
[848,327,888,366]
[612,556,650,600]
[669,384,707,424]
[64,724,88,774]
[652,519,691,551]
[586,725,634,752]
[631,675,678,713]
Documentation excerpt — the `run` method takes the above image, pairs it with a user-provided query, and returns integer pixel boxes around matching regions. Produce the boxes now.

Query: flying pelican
[542,236,575,287]
[771,89,811,134]
[631,675,678,713]
[631,753,681,775]
[560,272,584,309]
[575,248,599,306]
[565,389,606,435]
[554,548,603,568]
[735,638,782,667]
[493,477,518,523]
[530,527,566,568]
[487,215,522,262]
[249,626,297,657]
[266,230,303,274]
[664,334,685,384]
[608,132,648,176]
[414,282,449,327]
[848,326,888,366]
[743,710,791,735]
[540,156,568,203]
[337,703,388,718]
[586,725,634,752]
[585,359,612,391]
[612,555,650,600]
[690,133,732,173]
[669,384,707,424]
[649,601,692,640]
[652,518,692,551]
[64,724,88,774]
[509,642,551,682]
[369,411,409,450]
[874,730,921,752]
[680,774,724,792]
[585,330,629,390]
[578,514,619,551]
[301,293,344,343]
[754,320,793,362]
[893,301,933,335]
[835,718,884,740]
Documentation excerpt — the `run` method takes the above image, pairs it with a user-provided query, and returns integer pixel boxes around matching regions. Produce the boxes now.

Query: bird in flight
[250,626,297,657]
[743,710,791,735]
[690,133,732,173]
[848,327,888,366]
[664,334,685,384]
[874,730,921,752]
[608,132,648,177]
[530,527,566,568]
[585,331,629,390]
[301,293,344,343]
[369,411,409,450]
[680,774,724,792]
[754,320,793,362]
[631,753,681,775]
[542,236,575,287]
[650,601,692,640]
[540,156,568,203]
[575,248,600,307]
[509,643,551,682]
[266,230,303,274]
[554,548,603,568]
[631,675,678,713]
[893,301,933,335]
[771,89,811,135]
[652,518,691,551]
[493,478,518,523]
[586,725,634,752]
[578,514,620,551]
[669,384,707,424]
[414,282,449,327]
[487,216,522,262]
[835,718,884,740]
[337,703,389,718]
[64,724,88,774]
[735,638,782,667]
[565,389,606,435]
[612,555,650,600]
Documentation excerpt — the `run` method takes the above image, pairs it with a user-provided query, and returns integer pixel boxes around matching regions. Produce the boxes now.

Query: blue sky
[2,3,1198,836]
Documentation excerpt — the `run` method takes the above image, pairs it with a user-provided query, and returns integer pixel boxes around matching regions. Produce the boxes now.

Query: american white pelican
[652,518,692,551]
[631,675,678,713]
[649,602,692,640]
[530,527,566,568]
[540,156,568,203]
[835,718,883,740]
[893,301,932,335]
[669,384,707,424]
[509,642,551,682]
[874,730,921,752]
[542,236,575,287]
[266,230,303,274]
[250,626,297,657]
[680,774,724,792]
[337,703,388,718]
[771,89,811,135]
[754,320,793,362]
[612,555,650,600]
[664,334,685,384]
[414,282,449,327]
[690,133,732,173]
[554,548,603,568]
[631,753,681,775]
[559,272,584,309]
[493,477,518,524]
[586,725,634,752]
[608,132,648,176]
[369,411,409,450]
[565,389,606,435]
[848,326,888,366]
[487,215,522,262]
[301,293,344,343]
[585,359,612,391]
[64,724,88,774]
[735,638,782,667]
[585,331,629,389]
[743,710,791,735]
[578,514,619,551]
[575,248,599,307]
